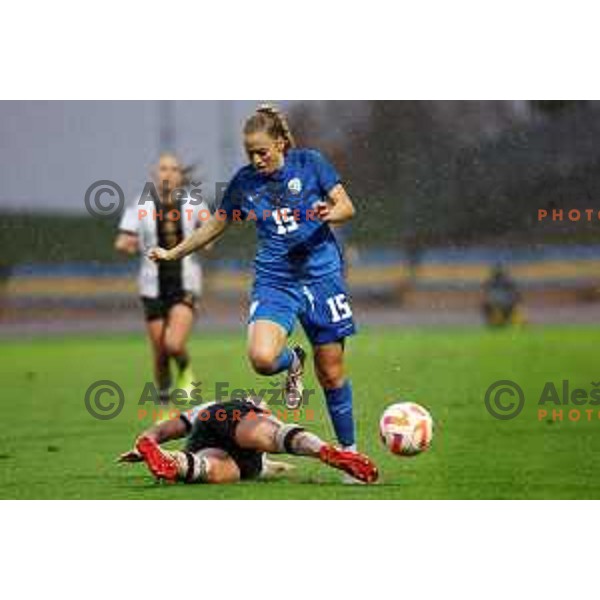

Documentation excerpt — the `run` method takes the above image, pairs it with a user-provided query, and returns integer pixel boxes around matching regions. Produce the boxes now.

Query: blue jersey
[220,148,344,284]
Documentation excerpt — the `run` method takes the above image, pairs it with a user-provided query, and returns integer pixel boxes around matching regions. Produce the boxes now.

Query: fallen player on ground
[118,397,378,484]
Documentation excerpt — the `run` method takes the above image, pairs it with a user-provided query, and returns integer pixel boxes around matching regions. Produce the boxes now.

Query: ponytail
[244,104,296,152]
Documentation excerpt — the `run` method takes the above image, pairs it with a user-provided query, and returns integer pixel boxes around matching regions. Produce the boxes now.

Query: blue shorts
[248,273,357,346]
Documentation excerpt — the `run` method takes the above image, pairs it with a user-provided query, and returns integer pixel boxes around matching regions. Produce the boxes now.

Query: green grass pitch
[1,326,600,499]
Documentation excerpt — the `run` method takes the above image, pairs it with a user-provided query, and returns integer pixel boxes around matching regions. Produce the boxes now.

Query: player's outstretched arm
[314,183,356,225]
[148,215,229,262]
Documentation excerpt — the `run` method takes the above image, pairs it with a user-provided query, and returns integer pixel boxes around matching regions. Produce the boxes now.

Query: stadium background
[2,100,600,332]
[2,100,600,499]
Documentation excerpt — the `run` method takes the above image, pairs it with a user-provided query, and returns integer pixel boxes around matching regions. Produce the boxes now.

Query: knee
[205,460,241,484]
[318,372,345,390]
[164,335,185,357]
[248,346,278,375]
[315,361,345,389]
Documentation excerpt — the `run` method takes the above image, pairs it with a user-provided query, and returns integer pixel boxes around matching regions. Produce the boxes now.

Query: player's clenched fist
[313,201,332,222]
[147,247,172,262]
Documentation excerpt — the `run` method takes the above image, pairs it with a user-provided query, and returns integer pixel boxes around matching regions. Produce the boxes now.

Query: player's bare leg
[178,448,241,484]
[164,303,196,399]
[247,319,288,374]
[234,414,378,483]
[146,319,171,407]
[248,319,305,407]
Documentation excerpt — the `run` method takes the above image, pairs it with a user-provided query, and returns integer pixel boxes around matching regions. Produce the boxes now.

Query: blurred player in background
[118,396,378,485]
[148,105,361,481]
[115,153,210,406]
[482,263,525,327]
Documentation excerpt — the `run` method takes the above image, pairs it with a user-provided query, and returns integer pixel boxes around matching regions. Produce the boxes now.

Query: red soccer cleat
[319,445,379,484]
[135,436,179,482]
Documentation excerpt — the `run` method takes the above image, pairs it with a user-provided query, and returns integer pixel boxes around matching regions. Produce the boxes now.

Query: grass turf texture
[1,326,599,499]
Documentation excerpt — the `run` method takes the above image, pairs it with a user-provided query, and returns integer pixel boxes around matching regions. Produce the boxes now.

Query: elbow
[343,202,356,222]
[115,241,129,255]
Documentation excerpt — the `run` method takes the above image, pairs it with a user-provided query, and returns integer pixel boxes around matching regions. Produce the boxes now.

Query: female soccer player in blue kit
[149,105,359,473]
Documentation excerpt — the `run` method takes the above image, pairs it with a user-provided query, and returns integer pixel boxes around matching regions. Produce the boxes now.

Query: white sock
[173,451,209,483]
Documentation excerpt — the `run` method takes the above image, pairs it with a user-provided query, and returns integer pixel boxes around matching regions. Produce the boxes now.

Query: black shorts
[182,400,265,480]
[141,291,197,322]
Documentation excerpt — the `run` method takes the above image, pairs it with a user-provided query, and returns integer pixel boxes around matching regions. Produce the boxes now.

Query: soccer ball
[379,402,433,456]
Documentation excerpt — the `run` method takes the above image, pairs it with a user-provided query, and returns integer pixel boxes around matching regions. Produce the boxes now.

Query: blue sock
[270,347,294,375]
[324,381,355,447]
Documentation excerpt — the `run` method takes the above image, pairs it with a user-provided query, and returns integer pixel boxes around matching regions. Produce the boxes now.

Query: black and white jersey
[118,193,210,298]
